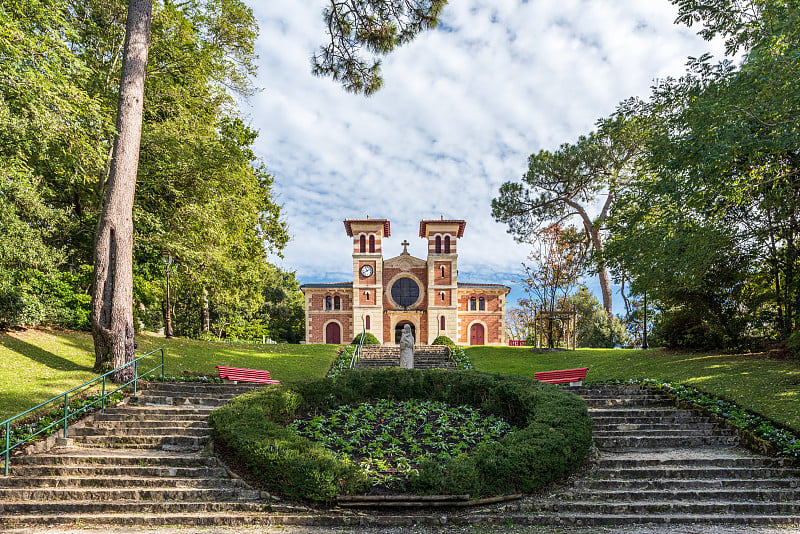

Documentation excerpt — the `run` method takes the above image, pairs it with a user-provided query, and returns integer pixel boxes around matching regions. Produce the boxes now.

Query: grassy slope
[2,328,799,435]
[467,346,800,432]
[0,329,339,422]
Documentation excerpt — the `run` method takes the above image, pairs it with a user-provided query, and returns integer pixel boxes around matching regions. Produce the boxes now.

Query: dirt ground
[5,524,800,534]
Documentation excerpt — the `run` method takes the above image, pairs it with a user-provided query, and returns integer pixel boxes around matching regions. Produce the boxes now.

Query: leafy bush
[351,332,380,345]
[209,369,591,502]
[785,329,800,358]
[570,287,629,348]
[431,335,456,347]
[650,306,727,350]
[0,268,91,330]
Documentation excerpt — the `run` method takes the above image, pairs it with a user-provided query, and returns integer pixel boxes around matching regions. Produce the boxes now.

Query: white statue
[399,324,414,369]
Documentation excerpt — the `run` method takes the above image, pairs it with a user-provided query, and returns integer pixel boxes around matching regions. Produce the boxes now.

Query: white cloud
[249,0,726,311]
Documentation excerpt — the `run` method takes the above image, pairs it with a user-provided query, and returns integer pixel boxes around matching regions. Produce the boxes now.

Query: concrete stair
[0,381,309,527]
[515,384,800,526]
[356,345,457,370]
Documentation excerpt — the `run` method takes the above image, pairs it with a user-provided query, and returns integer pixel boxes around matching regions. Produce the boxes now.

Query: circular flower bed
[209,368,592,502]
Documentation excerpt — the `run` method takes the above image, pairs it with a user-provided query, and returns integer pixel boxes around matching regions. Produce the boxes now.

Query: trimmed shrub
[431,335,456,348]
[209,369,592,502]
[351,332,380,345]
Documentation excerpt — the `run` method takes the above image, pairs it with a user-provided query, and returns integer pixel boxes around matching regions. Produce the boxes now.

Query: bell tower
[344,218,390,343]
[419,219,465,344]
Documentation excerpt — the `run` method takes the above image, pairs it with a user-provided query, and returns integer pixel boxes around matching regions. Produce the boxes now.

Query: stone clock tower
[344,218,390,343]
[420,219,464,343]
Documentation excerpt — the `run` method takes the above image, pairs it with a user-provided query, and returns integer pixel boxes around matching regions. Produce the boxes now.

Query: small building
[300,218,509,345]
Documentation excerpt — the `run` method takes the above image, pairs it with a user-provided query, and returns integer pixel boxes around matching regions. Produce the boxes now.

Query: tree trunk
[574,205,613,316]
[201,286,210,333]
[91,0,153,383]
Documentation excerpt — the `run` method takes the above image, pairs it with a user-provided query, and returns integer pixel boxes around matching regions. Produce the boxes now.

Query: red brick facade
[300,219,509,346]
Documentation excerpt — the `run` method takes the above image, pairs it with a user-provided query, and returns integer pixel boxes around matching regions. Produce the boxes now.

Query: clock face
[360,264,374,277]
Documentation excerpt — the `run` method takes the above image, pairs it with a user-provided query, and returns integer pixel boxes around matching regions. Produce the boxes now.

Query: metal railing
[349,330,366,369]
[1,348,165,475]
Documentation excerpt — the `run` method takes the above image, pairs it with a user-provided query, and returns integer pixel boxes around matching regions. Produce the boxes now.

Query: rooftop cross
[400,239,410,255]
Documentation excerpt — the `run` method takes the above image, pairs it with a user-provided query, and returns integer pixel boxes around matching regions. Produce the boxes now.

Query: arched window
[359,235,366,253]
[440,316,446,331]
[479,297,485,311]
[325,296,333,310]
[435,235,442,253]
[440,265,446,278]
[365,315,371,330]
[444,236,451,254]
[469,297,477,310]
[369,235,375,253]
[334,296,341,310]
[365,290,370,301]
[440,291,446,302]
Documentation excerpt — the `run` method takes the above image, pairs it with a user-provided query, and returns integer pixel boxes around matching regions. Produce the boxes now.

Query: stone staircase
[356,345,457,370]
[0,381,305,527]
[516,384,800,526]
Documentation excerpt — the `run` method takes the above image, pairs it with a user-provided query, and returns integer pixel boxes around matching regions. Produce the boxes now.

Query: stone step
[531,513,800,527]
[102,406,214,416]
[574,478,800,491]
[127,395,230,407]
[0,501,274,515]
[590,466,799,479]
[140,382,260,394]
[593,422,718,431]
[555,488,800,501]
[593,435,740,449]
[0,511,290,527]
[0,476,249,489]
[74,435,209,450]
[593,428,735,438]
[583,397,673,408]
[596,456,796,469]
[0,487,260,501]
[9,465,228,478]
[84,420,210,429]
[536,500,800,515]
[588,408,700,418]
[12,453,217,467]
[69,426,209,438]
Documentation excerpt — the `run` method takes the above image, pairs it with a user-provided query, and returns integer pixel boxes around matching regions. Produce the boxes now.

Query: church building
[300,219,510,346]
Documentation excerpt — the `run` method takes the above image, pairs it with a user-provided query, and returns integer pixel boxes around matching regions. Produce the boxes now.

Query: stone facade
[300,219,509,346]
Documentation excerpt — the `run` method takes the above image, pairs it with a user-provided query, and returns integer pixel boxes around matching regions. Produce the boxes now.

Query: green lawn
[467,346,800,433]
[0,329,340,422]
[3,329,799,436]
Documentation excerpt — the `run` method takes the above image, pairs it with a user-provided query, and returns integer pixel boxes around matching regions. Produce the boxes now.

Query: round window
[391,278,420,308]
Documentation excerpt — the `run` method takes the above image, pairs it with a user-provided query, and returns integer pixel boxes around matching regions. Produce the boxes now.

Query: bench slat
[534,367,588,386]
[216,366,280,384]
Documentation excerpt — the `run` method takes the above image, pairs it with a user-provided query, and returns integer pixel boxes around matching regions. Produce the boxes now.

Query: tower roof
[344,219,391,237]
[419,219,466,238]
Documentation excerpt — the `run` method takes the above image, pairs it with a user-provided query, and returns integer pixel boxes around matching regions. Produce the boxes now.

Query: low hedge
[351,332,380,345]
[208,369,592,502]
[431,335,456,347]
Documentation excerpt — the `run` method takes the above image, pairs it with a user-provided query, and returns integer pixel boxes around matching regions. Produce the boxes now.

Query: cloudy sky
[244,0,725,310]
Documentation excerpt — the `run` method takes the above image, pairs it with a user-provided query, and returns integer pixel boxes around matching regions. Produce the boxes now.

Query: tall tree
[91,0,153,379]
[492,114,646,315]
[312,0,447,94]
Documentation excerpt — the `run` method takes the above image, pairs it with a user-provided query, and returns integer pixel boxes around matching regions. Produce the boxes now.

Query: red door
[325,322,341,344]
[470,323,484,345]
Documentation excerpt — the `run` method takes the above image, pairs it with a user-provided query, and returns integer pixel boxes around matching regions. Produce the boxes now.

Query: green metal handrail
[349,330,366,369]
[1,348,165,475]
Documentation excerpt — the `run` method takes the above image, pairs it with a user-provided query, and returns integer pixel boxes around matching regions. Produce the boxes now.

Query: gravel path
[6,525,800,534]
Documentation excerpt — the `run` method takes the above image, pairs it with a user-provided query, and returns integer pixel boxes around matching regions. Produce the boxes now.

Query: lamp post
[641,290,649,350]
[161,251,173,339]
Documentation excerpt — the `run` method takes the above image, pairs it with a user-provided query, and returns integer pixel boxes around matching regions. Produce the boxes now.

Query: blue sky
[242,0,724,314]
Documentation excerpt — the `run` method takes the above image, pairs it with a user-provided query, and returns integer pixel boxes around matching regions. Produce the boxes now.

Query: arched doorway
[395,321,416,344]
[470,323,485,346]
[325,322,341,344]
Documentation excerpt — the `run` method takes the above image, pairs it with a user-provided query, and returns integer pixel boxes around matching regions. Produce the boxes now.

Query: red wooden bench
[216,366,281,384]
[534,367,588,387]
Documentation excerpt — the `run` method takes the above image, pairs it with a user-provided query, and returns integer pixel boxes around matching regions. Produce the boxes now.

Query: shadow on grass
[0,336,93,373]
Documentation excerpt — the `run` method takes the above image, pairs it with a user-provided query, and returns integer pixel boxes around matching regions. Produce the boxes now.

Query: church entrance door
[325,322,341,344]
[395,321,415,344]
[470,323,484,345]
